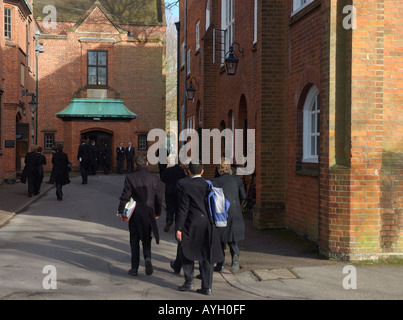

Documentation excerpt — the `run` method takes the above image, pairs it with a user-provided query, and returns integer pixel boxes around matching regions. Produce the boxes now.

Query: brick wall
[179,0,403,260]
[36,5,166,172]
[285,1,322,240]
[1,0,36,182]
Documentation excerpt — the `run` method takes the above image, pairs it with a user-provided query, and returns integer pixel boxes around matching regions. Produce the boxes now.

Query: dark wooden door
[81,131,112,171]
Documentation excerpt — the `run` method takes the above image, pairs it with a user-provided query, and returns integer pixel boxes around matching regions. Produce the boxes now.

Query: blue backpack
[206,180,230,227]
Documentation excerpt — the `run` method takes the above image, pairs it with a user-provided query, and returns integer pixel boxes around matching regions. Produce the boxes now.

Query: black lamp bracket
[227,42,244,58]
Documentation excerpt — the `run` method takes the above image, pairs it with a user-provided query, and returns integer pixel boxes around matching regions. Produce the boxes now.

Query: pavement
[1,174,402,300]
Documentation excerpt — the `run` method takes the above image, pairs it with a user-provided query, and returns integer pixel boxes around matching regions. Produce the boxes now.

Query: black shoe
[214,265,224,272]
[164,222,172,232]
[178,281,194,292]
[196,288,212,295]
[128,268,138,276]
[170,261,181,274]
[145,259,153,276]
[196,274,202,280]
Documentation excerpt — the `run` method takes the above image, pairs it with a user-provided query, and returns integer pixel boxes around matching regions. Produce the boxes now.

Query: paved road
[1,174,402,303]
[0,175,265,300]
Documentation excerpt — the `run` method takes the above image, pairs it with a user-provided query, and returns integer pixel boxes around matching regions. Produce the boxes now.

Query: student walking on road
[51,144,70,201]
[77,139,93,184]
[176,162,224,295]
[212,158,246,274]
[117,153,165,276]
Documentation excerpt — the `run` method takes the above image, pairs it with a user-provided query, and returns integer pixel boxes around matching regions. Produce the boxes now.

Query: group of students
[117,154,247,296]
[22,144,70,201]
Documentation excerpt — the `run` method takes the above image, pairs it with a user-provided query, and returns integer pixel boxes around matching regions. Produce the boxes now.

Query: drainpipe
[175,21,180,152]
[182,0,188,143]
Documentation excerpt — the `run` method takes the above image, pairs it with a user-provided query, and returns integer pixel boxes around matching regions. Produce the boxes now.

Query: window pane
[316,136,319,156]
[44,134,54,150]
[311,136,316,156]
[88,52,97,65]
[98,52,107,66]
[88,67,97,85]
[98,67,107,85]
[311,113,316,133]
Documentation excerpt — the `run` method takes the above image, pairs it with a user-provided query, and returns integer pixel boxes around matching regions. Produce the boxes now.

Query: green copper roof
[33,0,165,25]
[56,99,138,119]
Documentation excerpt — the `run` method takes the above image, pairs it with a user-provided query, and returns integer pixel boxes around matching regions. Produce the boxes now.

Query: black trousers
[27,176,35,196]
[117,158,124,173]
[55,182,63,198]
[181,229,214,290]
[216,241,240,267]
[126,159,134,173]
[129,219,152,270]
[182,255,213,290]
[80,163,89,183]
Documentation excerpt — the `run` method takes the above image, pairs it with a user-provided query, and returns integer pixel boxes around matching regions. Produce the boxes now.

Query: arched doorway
[81,130,113,172]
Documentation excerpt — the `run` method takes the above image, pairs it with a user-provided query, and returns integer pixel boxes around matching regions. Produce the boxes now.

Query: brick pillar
[254,0,286,228]
[201,26,220,180]
[320,0,402,260]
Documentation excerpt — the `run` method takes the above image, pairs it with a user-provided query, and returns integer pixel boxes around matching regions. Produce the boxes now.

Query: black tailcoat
[118,166,165,244]
[212,173,247,242]
[176,177,224,263]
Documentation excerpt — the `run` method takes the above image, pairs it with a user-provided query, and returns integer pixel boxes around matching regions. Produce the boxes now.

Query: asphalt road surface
[0,175,266,301]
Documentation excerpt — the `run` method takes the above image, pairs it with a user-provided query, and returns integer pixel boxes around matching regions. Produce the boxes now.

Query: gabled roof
[33,0,165,26]
[68,1,126,34]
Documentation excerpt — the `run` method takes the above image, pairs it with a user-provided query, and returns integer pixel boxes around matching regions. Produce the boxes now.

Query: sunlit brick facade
[178,0,402,260]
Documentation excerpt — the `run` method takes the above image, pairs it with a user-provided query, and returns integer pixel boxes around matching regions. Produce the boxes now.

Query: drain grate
[250,268,299,281]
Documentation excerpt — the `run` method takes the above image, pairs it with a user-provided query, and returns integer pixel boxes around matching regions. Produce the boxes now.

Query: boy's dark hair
[189,161,203,175]
[135,153,148,166]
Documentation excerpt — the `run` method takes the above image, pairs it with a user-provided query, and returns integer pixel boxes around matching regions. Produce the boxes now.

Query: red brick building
[178,0,402,260]
[31,0,166,172]
[0,0,36,182]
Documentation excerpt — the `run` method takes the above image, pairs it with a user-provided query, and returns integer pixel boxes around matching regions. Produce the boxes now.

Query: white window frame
[221,0,235,63]
[253,0,258,44]
[187,49,191,75]
[206,0,211,30]
[196,21,200,51]
[302,86,320,163]
[292,0,314,15]
[181,42,185,68]
[4,7,12,40]
[20,63,25,87]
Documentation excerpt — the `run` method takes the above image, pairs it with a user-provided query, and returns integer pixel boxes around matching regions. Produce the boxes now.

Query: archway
[81,130,113,172]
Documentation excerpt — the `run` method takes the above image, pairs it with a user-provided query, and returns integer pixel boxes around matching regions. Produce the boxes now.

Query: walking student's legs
[181,255,195,282]
[142,223,152,261]
[228,241,240,258]
[200,259,214,290]
[27,177,35,196]
[55,182,63,199]
[129,220,141,271]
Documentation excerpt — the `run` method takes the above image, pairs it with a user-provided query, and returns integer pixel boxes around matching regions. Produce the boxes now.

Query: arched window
[303,86,320,163]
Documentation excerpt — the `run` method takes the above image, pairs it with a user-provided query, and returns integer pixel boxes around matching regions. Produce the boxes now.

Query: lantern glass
[186,82,196,100]
[29,96,38,113]
[225,51,239,76]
